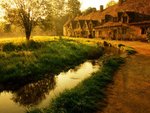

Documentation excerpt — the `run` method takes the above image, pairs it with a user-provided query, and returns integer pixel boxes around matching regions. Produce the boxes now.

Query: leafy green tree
[82,7,96,15]
[106,0,117,8]
[1,0,51,40]
[67,0,81,17]
[50,0,66,35]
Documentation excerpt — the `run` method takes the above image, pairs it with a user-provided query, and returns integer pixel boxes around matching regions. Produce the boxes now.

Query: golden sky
[79,0,118,11]
[0,0,119,18]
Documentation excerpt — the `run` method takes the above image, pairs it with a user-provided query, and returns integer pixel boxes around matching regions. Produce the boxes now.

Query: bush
[2,40,46,52]
[3,43,17,51]
[27,40,43,49]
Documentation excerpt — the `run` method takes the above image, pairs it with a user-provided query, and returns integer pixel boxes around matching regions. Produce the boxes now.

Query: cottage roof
[64,19,73,27]
[129,21,150,25]
[64,0,150,27]
[94,22,128,29]
[74,0,150,22]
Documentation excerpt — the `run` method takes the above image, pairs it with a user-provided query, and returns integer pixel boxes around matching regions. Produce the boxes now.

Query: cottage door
[113,30,117,40]
[93,31,95,38]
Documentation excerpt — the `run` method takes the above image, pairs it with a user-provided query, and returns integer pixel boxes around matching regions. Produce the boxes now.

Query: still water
[0,60,100,113]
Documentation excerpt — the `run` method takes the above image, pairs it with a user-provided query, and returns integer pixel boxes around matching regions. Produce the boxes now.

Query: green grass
[28,56,125,113]
[0,38,103,84]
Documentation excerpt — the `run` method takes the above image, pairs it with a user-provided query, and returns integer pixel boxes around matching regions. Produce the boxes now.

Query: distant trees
[106,0,117,8]
[82,7,96,15]
[0,0,81,39]
[67,0,81,17]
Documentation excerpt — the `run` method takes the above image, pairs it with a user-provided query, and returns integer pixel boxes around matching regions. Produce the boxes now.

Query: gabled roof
[122,11,150,22]
[64,0,150,28]
[74,0,150,22]
[95,22,128,29]
[64,19,72,27]
[129,21,150,25]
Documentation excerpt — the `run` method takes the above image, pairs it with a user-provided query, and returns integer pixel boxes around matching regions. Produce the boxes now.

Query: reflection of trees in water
[12,76,56,107]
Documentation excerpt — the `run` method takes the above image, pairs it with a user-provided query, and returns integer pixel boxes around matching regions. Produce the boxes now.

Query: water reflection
[0,60,100,113]
[12,76,56,107]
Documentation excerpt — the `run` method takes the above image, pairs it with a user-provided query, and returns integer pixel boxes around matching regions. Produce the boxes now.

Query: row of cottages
[63,0,150,40]
[95,11,150,40]
[63,19,99,38]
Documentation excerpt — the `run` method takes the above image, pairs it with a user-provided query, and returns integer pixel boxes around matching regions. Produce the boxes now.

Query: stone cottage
[63,0,150,41]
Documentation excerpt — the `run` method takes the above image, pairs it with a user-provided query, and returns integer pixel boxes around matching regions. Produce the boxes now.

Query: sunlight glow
[0,0,119,21]
[79,0,118,11]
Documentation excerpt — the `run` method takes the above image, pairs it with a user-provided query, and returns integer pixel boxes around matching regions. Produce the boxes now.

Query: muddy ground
[97,41,150,113]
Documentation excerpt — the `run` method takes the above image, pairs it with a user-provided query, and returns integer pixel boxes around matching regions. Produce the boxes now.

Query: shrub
[3,43,17,51]
[26,40,43,49]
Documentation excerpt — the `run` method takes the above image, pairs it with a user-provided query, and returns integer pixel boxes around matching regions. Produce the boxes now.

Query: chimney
[100,5,104,12]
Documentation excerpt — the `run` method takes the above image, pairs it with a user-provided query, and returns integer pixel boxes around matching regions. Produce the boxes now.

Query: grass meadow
[0,36,103,84]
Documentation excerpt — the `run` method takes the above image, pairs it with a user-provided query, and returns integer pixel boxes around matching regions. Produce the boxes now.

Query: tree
[67,0,81,17]
[4,23,11,32]
[106,0,117,8]
[48,0,67,35]
[1,0,51,40]
[82,7,96,15]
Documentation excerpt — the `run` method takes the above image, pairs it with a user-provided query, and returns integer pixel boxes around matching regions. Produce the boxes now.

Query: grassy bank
[28,56,124,113]
[0,39,103,84]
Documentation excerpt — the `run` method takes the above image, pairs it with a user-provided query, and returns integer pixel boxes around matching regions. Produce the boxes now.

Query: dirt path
[97,41,150,113]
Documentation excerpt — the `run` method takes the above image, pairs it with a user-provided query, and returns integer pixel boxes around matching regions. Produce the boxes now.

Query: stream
[0,60,100,113]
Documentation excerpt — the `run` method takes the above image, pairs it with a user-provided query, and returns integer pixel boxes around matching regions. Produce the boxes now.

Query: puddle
[0,60,100,113]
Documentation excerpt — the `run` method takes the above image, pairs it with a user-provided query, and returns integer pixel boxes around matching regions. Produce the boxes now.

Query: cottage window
[89,23,92,29]
[99,31,102,35]
[76,23,80,28]
[83,24,86,30]
[141,28,147,34]
[122,28,127,34]
[113,17,118,22]
[122,16,128,23]
[93,31,95,37]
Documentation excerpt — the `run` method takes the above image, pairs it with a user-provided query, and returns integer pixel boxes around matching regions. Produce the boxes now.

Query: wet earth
[97,41,150,113]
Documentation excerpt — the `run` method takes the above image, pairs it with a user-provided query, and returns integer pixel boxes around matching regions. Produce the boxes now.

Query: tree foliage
[67,0,81,17]
[106,0,117,8]
[1,0,53,40]
[0,0,81,38]
[82,7,96,15]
